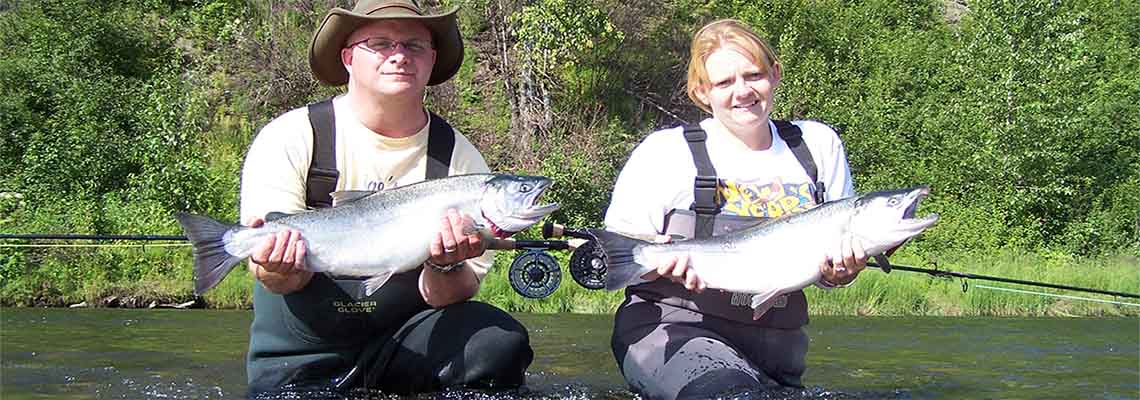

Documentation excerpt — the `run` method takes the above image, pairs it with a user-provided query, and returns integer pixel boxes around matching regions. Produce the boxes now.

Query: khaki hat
[309,0,463,86]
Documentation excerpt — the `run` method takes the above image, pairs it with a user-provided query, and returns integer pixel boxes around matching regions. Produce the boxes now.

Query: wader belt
[626,120,824,328]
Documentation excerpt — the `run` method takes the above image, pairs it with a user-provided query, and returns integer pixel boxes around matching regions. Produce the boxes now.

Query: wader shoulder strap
[426,111,455,180]
[305,107,455,209]
[682,125,718,239]
[306,98,339,209]
[772,120,825,204]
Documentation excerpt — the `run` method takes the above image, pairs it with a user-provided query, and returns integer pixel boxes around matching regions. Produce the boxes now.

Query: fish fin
[363,270,396,296]
[587,229,654,291]
[873,254,892,273]
[264,211,292,222]
[329,275,367,301]
[174,212,245,295]
[750,290,782,320]
[331,190,377,207]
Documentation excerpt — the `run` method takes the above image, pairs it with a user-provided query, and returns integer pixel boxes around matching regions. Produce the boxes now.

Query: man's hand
[820,236,867,287]
[427,209,486,267]
[421,209,483,307]
[246,217,313,294]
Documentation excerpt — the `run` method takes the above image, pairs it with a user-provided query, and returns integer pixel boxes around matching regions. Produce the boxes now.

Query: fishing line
[0,243,189,248]
[972,284,1140,307]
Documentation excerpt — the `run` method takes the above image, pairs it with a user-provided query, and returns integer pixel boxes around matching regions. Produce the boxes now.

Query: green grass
[807,251,1140,317]
[3,247,1136,317]
[481,248,1140,316]
[474,250,627,313]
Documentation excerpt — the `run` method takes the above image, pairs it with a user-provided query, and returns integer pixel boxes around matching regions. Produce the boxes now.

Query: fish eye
[519,183,533,193]
[887,198,900,206]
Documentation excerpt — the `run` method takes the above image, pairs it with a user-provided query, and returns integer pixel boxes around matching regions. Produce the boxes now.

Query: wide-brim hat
[309,0,463,86]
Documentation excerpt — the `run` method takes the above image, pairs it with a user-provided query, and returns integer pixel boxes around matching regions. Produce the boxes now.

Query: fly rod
[867,257,1140,299]
[0,233,561,251]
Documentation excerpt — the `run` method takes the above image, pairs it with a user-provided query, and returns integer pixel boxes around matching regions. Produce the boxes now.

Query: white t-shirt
[239,95,493,279]
[605,117,856,238]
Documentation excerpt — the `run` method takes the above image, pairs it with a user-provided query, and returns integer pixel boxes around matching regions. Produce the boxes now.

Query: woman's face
[696,46,780,133]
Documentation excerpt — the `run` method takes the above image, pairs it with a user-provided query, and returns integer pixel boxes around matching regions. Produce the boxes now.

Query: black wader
[612,121,825,400]
[246,99,533,397]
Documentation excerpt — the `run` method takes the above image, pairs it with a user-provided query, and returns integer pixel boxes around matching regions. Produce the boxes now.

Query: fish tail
[587,229,654,291]
[174,212,245,295]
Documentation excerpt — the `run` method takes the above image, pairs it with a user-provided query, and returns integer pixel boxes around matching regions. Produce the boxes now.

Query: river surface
[1,308,1136,399]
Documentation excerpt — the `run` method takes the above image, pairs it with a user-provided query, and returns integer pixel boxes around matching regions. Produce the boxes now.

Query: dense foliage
[1,0,1136,309]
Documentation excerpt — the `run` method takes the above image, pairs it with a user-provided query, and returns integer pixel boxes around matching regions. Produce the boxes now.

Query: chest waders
[610,122,826,399]
[626,120,826,328]
[246,98,457,392]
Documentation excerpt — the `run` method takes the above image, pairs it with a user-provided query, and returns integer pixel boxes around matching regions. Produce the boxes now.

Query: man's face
[342,20,436,98]
[696,46,780,133]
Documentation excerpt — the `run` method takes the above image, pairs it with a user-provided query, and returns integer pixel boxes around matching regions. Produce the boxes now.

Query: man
[237,0,533,396]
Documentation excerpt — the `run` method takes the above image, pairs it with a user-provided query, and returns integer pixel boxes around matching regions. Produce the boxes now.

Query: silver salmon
[175,174,559,296]
[590,186,938,318]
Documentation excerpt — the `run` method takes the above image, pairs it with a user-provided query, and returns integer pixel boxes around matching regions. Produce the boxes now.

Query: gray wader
[245,99,533,397]
[612,121,825,400]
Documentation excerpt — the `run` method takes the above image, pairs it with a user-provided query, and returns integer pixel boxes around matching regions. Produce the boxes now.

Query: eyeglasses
[347,37,434,56]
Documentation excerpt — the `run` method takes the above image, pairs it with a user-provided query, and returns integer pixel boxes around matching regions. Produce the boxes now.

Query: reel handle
[542,222,670,243]
[542,222,595,240]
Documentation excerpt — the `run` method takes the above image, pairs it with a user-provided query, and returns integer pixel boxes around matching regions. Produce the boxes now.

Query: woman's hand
[819,236,867,286]
[642,254,706,293]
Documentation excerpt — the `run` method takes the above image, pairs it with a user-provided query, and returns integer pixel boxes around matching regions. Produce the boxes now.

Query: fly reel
[503,223,607,299]
[508,249,562,299]
[568,239,606,290]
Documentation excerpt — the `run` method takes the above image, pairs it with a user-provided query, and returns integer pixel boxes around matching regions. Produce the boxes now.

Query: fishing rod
[0,233,560,250]
[866,258,1140,300]
[0,233,187,241]
[0,233,192,248]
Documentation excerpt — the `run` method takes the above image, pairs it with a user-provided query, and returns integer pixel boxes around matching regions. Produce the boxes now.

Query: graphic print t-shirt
[605,117,855,238]
[603,117,856,320]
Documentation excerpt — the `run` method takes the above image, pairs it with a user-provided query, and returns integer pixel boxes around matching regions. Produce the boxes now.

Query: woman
[603,19,867,399]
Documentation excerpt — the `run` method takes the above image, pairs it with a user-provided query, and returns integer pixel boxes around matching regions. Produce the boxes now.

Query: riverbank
[4,248,1137,317]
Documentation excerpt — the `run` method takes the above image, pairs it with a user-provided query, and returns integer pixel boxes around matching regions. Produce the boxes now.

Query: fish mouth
[518,179,560,218]
[505,177,560,222]
[901,186,939,228]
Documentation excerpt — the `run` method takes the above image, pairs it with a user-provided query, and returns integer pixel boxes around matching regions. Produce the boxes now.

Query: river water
[1,308,1136,399]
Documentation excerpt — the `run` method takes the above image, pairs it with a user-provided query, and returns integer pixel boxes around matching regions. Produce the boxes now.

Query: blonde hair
[686,19,780,113]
